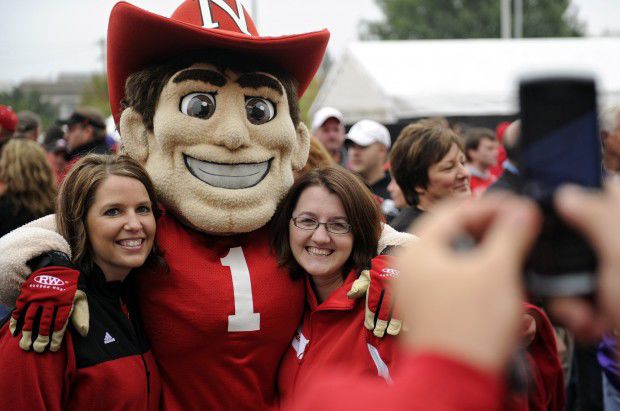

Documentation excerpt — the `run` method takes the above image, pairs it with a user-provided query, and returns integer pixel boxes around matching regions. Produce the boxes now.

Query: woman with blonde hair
[0,138,57,236]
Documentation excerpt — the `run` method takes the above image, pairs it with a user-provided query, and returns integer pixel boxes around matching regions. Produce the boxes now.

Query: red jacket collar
[305,268,359,312]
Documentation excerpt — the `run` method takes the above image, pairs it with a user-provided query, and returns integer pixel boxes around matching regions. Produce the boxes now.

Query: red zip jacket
[278,256,400,410]
[0,265,161,410]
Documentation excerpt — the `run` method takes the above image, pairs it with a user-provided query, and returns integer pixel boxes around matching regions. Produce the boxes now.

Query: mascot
[0,1,407,409]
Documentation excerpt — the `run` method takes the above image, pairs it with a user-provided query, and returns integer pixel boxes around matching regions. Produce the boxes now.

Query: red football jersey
[136,213,305,410]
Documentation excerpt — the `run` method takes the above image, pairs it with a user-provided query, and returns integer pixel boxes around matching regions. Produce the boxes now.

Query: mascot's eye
[180,93,216,120]
[245,97,276,125]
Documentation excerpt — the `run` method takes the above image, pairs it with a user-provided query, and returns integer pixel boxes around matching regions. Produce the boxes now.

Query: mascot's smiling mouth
[184,155,272,189]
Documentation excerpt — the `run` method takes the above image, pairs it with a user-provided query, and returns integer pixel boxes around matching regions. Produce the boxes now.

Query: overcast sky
[1,0,619,85]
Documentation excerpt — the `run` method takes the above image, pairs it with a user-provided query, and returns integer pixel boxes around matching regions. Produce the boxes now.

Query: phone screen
[519,77,601,297]
[520,78,601,192]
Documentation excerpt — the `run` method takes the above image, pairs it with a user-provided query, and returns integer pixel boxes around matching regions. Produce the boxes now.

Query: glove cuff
[27,251,72,272]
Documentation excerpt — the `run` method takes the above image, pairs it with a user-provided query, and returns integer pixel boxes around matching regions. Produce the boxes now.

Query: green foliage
[361,0,584,40]
[300,77,322,127]
[81,74,111,118]
[0,88,56,129]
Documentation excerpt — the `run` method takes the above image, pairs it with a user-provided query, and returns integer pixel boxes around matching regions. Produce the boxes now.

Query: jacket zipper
[140,354,151,410]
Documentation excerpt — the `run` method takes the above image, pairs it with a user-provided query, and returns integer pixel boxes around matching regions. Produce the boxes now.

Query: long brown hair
[0,138,56,217]
[55,154,164,272]
[271,165,382,280]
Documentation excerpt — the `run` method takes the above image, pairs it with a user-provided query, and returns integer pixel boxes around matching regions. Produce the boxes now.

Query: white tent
[311,37,620,124]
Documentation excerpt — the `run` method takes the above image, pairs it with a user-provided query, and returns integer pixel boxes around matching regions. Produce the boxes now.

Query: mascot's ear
[291,121,311,171]
[119,107,150,164]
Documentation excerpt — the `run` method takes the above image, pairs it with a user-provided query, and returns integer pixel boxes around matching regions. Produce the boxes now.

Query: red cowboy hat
[107,0,330,123]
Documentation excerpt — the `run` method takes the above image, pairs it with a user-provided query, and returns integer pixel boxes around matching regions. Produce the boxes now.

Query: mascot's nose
[221,131,248,150]
[212,122,251,151]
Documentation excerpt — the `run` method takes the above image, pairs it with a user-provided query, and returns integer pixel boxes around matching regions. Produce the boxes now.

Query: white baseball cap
[311,107,344,132]
[346,119,391,149]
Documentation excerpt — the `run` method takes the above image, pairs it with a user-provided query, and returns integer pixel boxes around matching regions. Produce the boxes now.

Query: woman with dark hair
[389,122,471,233]
[0,138,57,236]
[0,154,162,410]
[272,165,399,409]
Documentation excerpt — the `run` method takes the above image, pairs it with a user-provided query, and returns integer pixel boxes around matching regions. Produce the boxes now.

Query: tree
[0,88,56,129]
[81,74,111,118]
[360,0,584,40]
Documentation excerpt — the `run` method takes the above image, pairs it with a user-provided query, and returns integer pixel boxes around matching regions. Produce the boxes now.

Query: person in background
[311,107,347,166]
[0,139,56,236]
[42,125,69,185]
[487,120,521,194]
[489,121,510,179]
[0,154,161,410]
[387,177,408,212]
[465,127,499,197]
[272,166,399,409]
[59,107,110,168]
[13,111,41,142]
[596,105,620,410]
[294,137,335,179]
[389,122,470,233]
[0,105,18,152]
[600,105,620,180]
[346,119,397,220]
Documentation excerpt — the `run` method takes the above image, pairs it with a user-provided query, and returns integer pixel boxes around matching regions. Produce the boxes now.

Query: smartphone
[518,76,601,297]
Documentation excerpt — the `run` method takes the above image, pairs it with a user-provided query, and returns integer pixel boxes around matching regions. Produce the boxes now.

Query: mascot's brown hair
[122,51,302,133]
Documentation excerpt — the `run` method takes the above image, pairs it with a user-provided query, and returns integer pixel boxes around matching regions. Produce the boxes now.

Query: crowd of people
[0,105,114,237]
[1,0,620,408]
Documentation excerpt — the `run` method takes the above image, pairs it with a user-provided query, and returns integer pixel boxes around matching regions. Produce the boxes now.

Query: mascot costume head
[109,0,329,233]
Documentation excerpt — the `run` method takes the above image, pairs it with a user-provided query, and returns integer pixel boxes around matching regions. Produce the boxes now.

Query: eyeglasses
[291,216,352,234]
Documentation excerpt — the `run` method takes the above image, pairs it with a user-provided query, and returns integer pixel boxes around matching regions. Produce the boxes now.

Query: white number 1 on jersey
[221,247,261,332]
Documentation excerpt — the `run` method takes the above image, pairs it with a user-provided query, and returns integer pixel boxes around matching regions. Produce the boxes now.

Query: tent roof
[311,37,620,123]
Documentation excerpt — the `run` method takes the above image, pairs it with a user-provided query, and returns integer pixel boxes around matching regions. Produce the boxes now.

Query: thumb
[555,185,610,253]
[71,290,89,337]
[347,270,370,299]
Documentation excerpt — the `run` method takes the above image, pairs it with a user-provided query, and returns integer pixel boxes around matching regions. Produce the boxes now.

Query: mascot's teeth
[184,155,271,189]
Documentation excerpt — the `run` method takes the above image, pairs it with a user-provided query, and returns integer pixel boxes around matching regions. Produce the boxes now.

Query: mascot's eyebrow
[236,73,283,96]
[173,69,227,87]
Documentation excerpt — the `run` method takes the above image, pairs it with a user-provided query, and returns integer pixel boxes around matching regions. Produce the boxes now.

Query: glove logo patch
[32,275,67,291]
[380,268,399,278]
